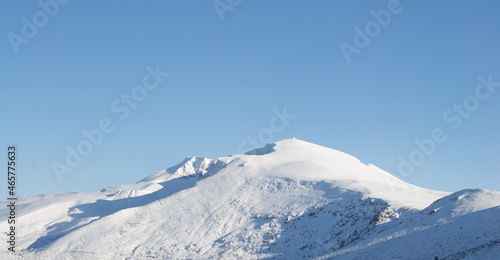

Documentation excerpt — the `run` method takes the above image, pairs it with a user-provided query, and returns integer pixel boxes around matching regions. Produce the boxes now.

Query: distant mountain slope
[1,139,498,259]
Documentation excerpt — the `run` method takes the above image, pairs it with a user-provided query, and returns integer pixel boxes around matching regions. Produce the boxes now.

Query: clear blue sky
[1,0,499,199]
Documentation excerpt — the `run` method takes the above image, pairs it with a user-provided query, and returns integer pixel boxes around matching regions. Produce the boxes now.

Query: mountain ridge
[1,139,499,259]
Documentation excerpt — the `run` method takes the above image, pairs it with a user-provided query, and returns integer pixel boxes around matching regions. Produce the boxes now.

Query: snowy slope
[1,139,498,259]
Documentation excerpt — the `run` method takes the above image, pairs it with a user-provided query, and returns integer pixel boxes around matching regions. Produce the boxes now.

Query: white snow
[0,138,498,259]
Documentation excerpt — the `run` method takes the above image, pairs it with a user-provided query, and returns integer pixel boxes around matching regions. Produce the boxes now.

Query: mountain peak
[425,188,500,217]
[238,139,448,209]
[245,138,360,161]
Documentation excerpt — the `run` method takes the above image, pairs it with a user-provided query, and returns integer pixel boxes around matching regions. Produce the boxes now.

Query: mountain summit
[2,139,499,259]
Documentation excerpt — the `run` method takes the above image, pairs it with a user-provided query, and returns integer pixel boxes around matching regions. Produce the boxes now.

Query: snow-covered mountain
[1,139,499,259]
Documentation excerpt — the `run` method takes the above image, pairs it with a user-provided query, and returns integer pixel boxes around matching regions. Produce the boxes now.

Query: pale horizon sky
[1,0,499,200]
